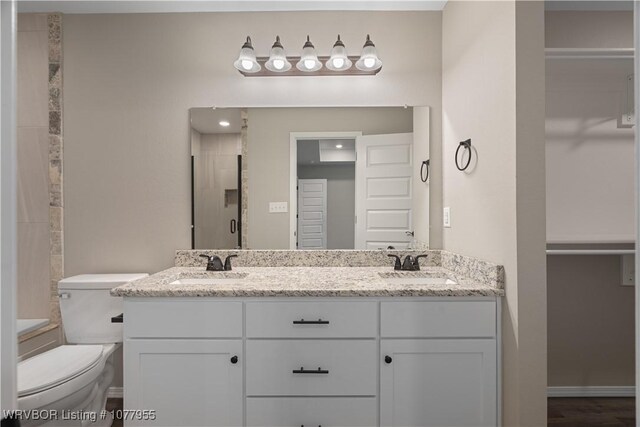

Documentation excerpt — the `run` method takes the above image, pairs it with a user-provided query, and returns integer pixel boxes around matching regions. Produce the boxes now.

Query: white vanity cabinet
[123,297,500,427]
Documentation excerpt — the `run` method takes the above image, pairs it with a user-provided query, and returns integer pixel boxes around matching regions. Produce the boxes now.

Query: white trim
[547,386,636,398]
[107,387,124,399]
[0,0,17,414]
[17,0,448,14]
[634,0,640,415]
[289,131,362,250]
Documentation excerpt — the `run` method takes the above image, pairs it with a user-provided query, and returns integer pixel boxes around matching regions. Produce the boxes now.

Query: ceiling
[298,139,356,166]
[17,0,448,14]
[17,0,634,14]
[190,108,242,134]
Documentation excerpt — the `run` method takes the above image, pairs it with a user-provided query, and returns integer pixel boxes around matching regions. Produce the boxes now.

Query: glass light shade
[296,35,323,72]
[326,35,352,71]
[265,36,292,72]
[233,36,261,73]
[355,35,382,71]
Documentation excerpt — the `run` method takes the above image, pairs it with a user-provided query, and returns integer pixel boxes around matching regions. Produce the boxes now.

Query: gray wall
[545,10,635,388]
[17,14,50,319]
[442,2,547,424]
[547,255,634,387]
[63,11,442,275]
[298,164,355,250]
[247,107,413,249]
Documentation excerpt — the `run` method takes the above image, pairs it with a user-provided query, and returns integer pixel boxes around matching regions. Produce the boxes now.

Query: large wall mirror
[189,107,430,250]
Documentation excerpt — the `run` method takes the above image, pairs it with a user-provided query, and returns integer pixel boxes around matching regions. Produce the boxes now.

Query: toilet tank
[58,274,148,344]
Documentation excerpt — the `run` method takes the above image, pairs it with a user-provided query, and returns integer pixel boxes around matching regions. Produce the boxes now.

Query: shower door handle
[230,219,237,234]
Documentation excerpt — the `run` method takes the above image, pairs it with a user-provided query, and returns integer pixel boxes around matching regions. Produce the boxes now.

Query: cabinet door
[125,339,242,427]
[380,339,497,427]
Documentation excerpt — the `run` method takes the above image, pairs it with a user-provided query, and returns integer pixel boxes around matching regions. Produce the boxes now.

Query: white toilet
[17,274,148,427]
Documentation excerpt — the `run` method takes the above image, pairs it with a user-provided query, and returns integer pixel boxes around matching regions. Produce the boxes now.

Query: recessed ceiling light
[219,120,230,127]
[335,144,343,149]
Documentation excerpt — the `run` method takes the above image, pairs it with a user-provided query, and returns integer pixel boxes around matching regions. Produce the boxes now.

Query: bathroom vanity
[113,250,504,427]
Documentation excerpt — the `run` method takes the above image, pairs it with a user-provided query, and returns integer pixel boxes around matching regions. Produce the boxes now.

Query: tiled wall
[16,13,63,335]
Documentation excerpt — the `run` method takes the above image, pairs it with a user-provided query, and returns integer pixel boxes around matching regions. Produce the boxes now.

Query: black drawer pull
[293,367,329,374]
[301,425,322,427]
[293,319,329,325]
[111,313,123,323]
[230,355,238,364]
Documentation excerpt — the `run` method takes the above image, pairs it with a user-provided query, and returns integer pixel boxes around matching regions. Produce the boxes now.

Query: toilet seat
[19,345,104,397]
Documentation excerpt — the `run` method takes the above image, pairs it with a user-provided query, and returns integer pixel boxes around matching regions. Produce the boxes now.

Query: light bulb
[304,59,315,70]
[363,57,376,69]
[273,59,285,70]
[241,60,253,71]
[332,58,345,69]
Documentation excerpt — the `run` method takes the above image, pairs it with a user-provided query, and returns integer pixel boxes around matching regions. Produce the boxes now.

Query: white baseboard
[107,387,123,399]
[548,386,635,397]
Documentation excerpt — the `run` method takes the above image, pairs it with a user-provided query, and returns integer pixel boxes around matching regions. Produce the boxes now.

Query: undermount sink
[171,272,248,286]
[382,277,457,286]
[378,272,457,286]
[171,278,246,285]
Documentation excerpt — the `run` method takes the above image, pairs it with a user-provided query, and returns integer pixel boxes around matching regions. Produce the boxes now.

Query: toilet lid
[18,345,104,397]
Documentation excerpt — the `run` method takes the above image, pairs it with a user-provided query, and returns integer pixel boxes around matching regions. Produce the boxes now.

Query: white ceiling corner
[17,0,449,14]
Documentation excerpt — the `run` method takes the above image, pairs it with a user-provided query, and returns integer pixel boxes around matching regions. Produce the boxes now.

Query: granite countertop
[110,266,504,298]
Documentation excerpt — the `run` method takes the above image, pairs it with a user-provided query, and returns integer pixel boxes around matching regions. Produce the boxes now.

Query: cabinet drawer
[246,301,377,338]
[246,397,377,426]
[124,300,242,338]
[246,340,377,396]
[381,301,496,338]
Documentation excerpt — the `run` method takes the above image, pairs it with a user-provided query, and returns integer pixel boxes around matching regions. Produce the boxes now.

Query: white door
[125,339,243,426]
[380,339,498,427]
[355,133,413,249]
[297,179,327,249]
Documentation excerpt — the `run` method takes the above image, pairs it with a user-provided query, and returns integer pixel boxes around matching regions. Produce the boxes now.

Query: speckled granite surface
[111,266,504,298]
[175,249,440,268]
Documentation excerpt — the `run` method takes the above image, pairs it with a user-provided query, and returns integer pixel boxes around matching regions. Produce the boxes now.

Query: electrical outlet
[269,202,288,213]
[443,207,451,228]
[621,254,635,286]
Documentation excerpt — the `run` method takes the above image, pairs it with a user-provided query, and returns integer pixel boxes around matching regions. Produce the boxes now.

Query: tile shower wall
[16,13,63,334]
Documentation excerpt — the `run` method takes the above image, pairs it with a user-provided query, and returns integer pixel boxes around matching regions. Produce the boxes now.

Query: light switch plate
[269,202,288,213]
[621,254,635,286]
[443,207,451,228]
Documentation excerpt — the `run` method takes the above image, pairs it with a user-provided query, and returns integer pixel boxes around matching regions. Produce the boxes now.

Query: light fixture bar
[238,55,381,77]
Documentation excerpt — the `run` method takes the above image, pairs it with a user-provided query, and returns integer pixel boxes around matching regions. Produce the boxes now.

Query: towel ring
[420,160,430,182]
[455,139,472,171]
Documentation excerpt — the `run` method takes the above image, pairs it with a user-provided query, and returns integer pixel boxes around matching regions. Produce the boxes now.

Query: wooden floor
[548,397,635,426]
[107,397,635,426]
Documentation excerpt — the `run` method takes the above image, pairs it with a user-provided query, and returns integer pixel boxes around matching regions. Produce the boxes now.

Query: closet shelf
[545,48,634,60]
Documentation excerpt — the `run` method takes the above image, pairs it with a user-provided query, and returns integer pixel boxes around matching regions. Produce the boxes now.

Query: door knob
[230,355,238,364]
[384,355,392,364]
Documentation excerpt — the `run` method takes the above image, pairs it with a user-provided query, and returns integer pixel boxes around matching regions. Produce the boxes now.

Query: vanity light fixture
[296,36,323,72]
[233,36,261,73]
[326,35,352,71]
[355,35,383,71]
[219,120,230,127]
[234,35,381,76]
[265,36,292,72]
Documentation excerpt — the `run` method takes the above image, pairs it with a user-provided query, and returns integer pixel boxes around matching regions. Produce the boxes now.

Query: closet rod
[546,249,635,255]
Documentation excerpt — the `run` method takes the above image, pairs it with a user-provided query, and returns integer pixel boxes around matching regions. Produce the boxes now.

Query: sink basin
[382,277,457,286]
[170,272,248,286]
[170,278,245,286]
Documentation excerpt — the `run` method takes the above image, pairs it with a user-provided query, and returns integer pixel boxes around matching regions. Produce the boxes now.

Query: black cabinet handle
[293,367,329,374]
[293,319,329,325]
[230,355,238,364]
[385,355,392,364]
[230,219,237,234]
[111,313,123,323]
[301,425,322,427]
